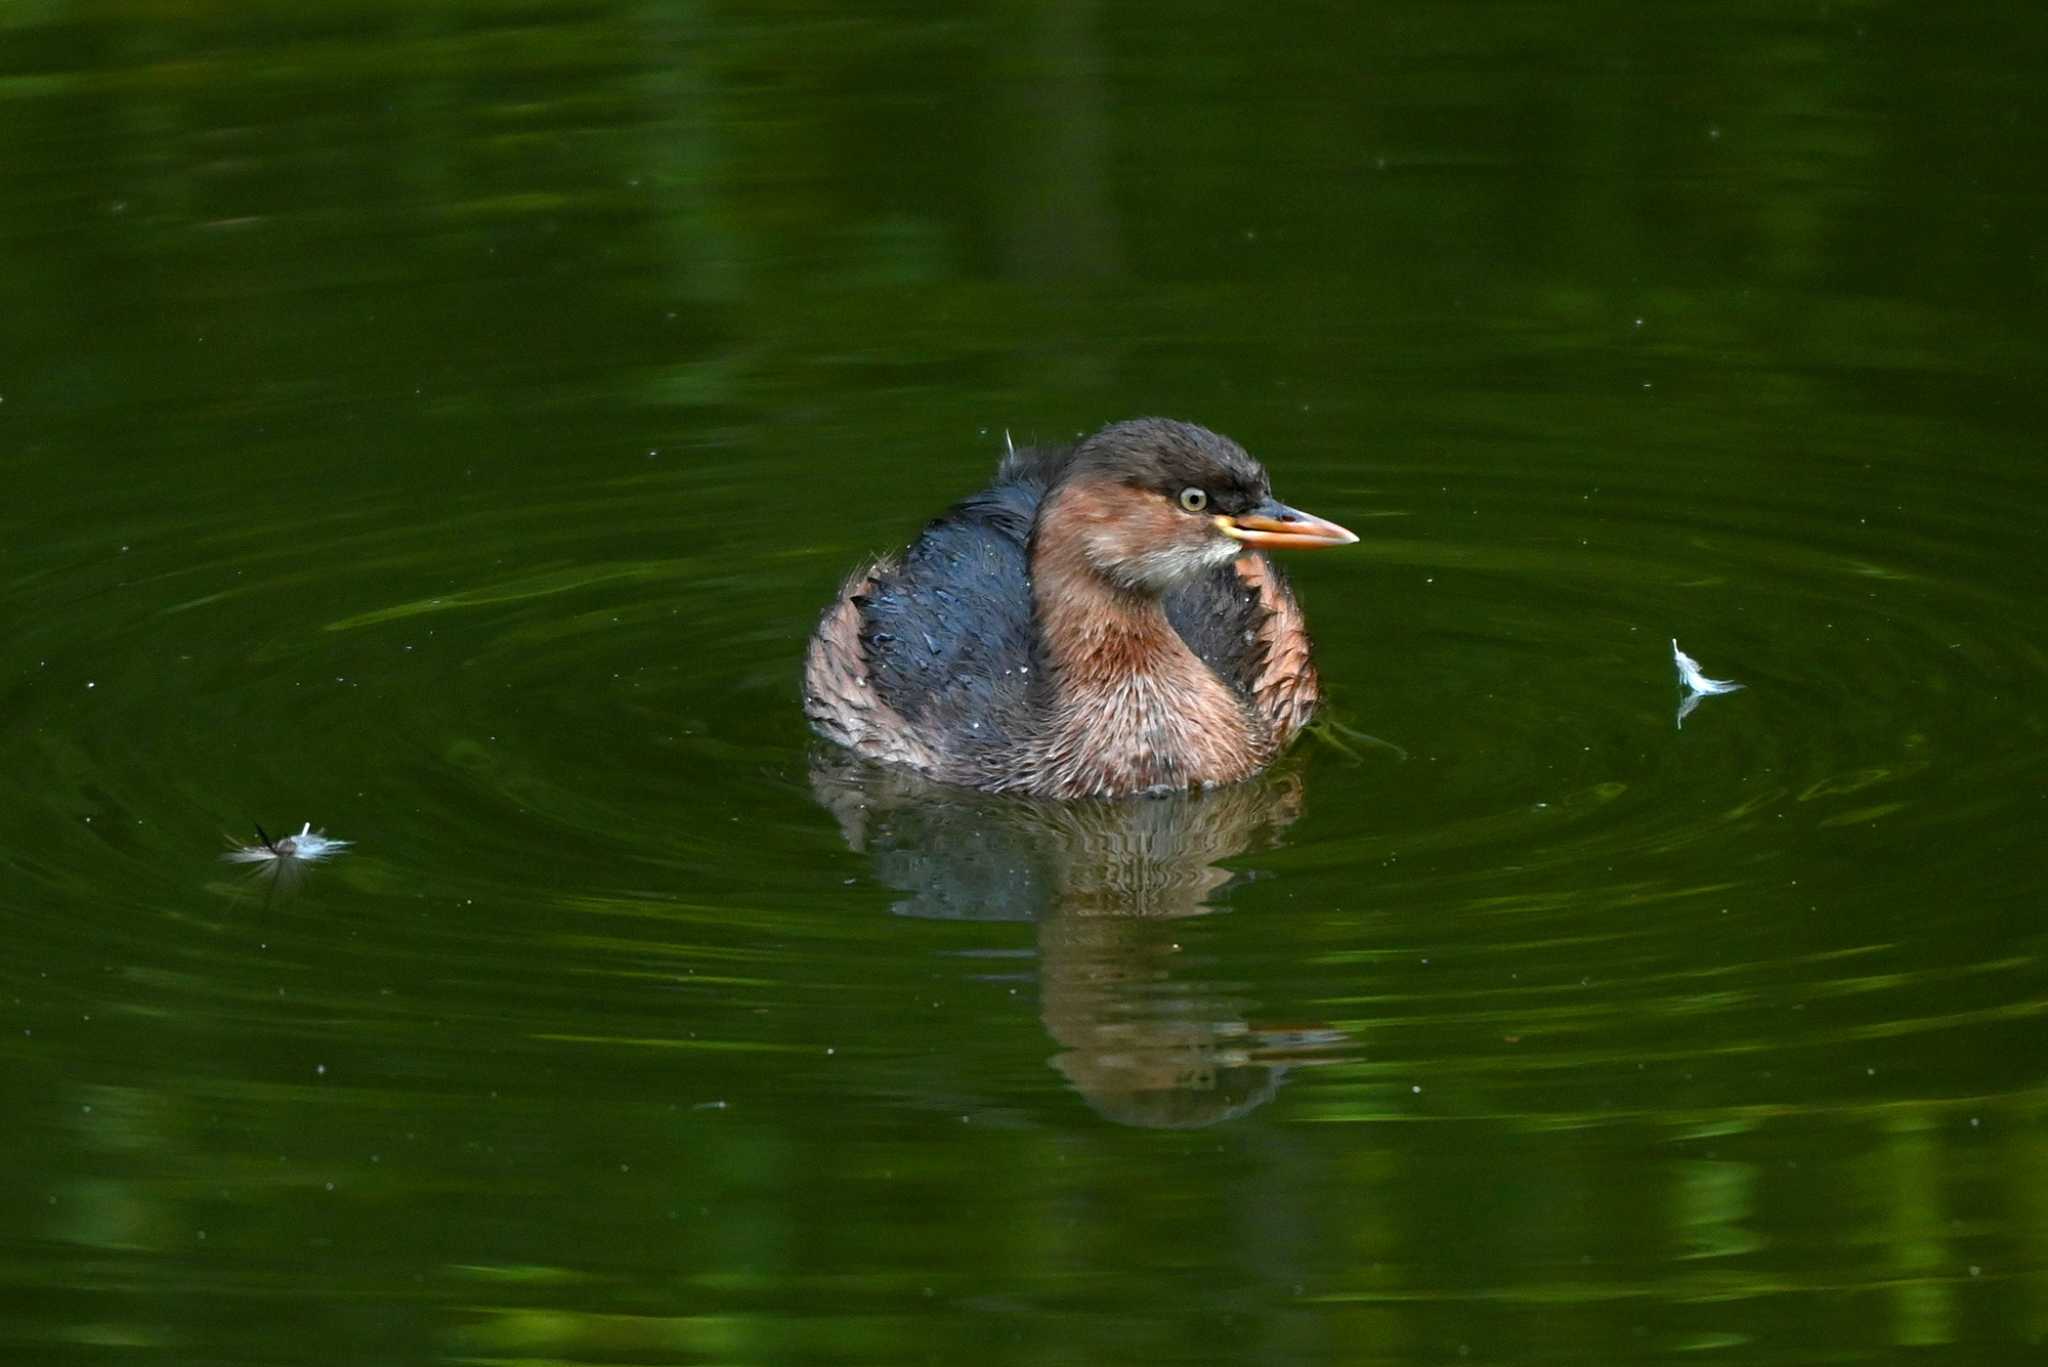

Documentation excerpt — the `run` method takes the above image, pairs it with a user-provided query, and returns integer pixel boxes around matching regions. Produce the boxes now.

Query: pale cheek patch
[1117,535,1242,592]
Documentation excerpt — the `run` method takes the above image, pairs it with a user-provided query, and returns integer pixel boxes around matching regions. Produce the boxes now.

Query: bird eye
[1179,487,1208,513]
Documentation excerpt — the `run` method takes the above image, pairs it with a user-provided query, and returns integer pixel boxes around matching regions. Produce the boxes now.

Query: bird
[804,418,1357,799]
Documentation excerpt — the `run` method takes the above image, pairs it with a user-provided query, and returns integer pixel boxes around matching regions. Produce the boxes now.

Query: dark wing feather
[857,472,1048,751]
[1164,558,1278,698]
[1167,553,1321,746]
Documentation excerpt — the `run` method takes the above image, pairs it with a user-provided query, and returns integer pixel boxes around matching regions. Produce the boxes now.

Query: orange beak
[1216,498,1358,550]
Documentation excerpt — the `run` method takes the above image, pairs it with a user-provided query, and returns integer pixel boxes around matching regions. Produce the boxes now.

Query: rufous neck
[1030,523,1192,689]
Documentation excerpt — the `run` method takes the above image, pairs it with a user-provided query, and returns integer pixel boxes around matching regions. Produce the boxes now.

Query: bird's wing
[856,481,1043,749]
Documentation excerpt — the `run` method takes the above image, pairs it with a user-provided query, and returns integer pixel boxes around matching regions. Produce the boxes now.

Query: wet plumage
[805,418,1356,799]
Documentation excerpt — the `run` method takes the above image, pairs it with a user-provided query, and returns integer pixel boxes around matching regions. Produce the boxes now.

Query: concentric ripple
[3,399,2042,1140]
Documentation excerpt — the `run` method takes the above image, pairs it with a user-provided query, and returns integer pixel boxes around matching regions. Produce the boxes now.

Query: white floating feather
[1672,638,1743,729]
[226,827,354,893]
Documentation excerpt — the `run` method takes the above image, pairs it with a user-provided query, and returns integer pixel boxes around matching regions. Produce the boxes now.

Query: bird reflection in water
[811,752,1346,1128]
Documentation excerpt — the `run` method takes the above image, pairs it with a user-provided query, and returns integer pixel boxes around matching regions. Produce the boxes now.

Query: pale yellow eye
[1178,487,1208,513]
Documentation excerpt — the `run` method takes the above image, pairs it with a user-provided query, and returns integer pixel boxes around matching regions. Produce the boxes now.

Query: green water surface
[2,3,2044,1363]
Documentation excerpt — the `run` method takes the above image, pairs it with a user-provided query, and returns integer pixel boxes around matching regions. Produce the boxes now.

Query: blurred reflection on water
[814,755,1348,1127]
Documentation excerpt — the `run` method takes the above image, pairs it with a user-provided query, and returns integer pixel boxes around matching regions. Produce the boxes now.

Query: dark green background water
[4,2,2044,1363]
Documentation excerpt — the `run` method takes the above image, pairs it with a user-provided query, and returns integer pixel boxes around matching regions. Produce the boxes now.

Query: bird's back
[855,470,1045,755]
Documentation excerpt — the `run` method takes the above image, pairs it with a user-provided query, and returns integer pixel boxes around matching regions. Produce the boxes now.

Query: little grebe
[804,418,1356,799]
